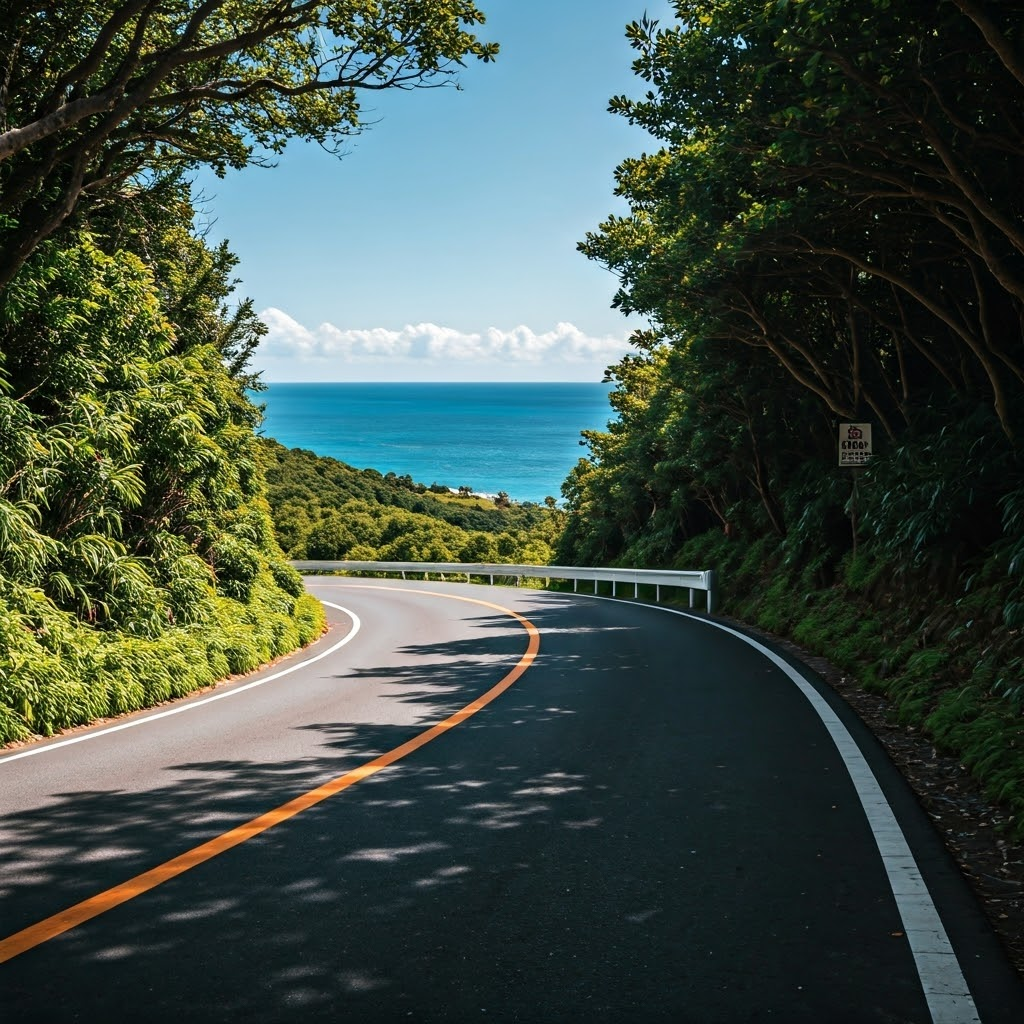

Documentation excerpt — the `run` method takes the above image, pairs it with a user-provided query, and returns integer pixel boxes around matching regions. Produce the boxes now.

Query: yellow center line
[0,588,540,964]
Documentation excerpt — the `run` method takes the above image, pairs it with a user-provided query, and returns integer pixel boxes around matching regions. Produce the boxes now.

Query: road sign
[839,422,872,466]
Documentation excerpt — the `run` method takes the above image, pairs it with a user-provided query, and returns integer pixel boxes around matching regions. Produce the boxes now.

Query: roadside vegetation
[0,212,327,746]
[260,439,563,566]
[556,2,1024,836]
[0,1,497,745]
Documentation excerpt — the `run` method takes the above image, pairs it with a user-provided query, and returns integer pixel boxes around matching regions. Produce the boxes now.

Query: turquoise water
[257,382,614,503]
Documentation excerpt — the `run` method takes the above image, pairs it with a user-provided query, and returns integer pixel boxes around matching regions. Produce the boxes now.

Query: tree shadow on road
[0,591,966,1024]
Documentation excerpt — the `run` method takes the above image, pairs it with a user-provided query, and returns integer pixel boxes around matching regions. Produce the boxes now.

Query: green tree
[378,522,457,562]
[585,1,1024,439]
[0,1,497,288]
[459,531,499,562]
[0,224,326,741]
[304,510,355,560]
[559,0,1024,586]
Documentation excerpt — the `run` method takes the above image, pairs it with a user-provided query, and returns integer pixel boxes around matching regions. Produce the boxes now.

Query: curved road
[1,579,1021,1023]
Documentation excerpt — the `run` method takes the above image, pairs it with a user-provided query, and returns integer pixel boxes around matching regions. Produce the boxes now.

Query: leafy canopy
[0,1,497,287]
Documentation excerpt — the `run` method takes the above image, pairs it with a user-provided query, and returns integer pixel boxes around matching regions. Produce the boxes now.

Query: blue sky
[192,1,675,383]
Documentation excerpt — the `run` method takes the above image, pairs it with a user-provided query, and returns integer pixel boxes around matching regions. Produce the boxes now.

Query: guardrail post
[656,584,661,602]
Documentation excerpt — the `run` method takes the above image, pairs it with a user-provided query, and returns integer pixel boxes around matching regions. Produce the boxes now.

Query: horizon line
[256,379,613,385]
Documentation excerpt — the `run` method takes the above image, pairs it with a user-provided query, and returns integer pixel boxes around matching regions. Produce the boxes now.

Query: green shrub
[269,558,305,597]
[0,568,328,745]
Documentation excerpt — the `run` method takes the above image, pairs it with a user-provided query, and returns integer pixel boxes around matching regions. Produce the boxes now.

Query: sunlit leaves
[0,208,327,742]
[0,1,499,286]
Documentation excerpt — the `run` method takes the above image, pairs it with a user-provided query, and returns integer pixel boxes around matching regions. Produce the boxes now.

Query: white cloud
[256,308,636,382]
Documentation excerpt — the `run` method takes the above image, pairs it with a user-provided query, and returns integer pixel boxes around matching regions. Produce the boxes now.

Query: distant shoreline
[256,381,614,505]
[253,379,613,386]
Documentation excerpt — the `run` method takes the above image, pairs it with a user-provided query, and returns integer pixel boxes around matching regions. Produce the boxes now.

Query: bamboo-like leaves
[0,215,327,743]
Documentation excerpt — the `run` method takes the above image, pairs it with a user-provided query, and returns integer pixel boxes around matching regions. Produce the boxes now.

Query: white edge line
[574,593,981,1024]
[0,601,361,766]
[320,580,969,1019]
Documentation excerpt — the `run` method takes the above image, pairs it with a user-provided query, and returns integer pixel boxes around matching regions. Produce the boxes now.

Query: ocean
[256,382,615,504]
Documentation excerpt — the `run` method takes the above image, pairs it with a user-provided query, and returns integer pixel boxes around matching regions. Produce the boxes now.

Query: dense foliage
[260,439,563,565]
[0,209,326,745]
[559,1,1024,829]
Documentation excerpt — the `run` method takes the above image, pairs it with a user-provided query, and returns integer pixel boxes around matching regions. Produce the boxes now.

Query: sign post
[839,423,873,556]
[838,422,873,466]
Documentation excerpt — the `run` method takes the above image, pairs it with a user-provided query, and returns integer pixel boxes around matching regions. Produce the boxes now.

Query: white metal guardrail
[290,561,718,613]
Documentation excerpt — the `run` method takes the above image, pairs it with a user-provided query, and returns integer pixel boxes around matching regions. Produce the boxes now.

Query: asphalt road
[1,579,1022,1023]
